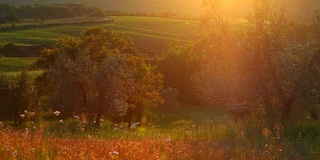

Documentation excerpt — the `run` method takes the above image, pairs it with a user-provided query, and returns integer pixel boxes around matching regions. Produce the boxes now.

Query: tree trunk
[310,108,319,120]
[94,113,101,127]
[258,75,275,118]
[158,106,163,119]
[282,100,293,118]
[77,81,87,113]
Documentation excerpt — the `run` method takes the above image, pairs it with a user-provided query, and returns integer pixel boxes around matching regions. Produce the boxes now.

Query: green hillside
[0,16,203,56]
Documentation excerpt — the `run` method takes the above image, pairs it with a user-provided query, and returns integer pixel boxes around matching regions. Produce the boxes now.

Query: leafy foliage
[157,41,202,104]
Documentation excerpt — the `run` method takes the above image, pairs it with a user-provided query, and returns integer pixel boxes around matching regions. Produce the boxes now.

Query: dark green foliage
[0,3,19,23]
[0,43,48,57]
[158,87,180,118]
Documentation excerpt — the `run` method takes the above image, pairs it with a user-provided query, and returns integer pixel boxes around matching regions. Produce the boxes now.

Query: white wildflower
[130,124,136,129]
[25,128,29,133]
[12,150,18,157]
[109,151,119,155]
[53,111,60,116]
[29,112,35,116]
[20,114,25,119]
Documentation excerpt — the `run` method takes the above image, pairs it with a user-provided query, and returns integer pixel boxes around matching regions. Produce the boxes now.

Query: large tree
[33,27,163,125]
[193,0,320,121]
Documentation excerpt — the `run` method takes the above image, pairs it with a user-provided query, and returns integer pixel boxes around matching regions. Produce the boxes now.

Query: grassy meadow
[1,105,320,159]
[0,57,41,80]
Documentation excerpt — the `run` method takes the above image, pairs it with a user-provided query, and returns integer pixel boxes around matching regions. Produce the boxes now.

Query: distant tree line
[0,3,105,23]
[105,10,198,20]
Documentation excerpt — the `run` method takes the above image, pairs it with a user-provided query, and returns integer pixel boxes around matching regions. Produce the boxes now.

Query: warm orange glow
[224,0,253,17]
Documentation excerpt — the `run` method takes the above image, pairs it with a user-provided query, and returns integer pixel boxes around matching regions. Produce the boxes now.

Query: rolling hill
[0,16,203,57]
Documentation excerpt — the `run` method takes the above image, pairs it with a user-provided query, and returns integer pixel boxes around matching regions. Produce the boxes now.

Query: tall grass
[0,107,319,159]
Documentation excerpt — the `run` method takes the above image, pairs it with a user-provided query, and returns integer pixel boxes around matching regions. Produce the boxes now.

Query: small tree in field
[157,41,202,104]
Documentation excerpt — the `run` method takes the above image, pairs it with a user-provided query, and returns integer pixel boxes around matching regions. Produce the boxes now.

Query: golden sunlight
[223,0,253,16]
